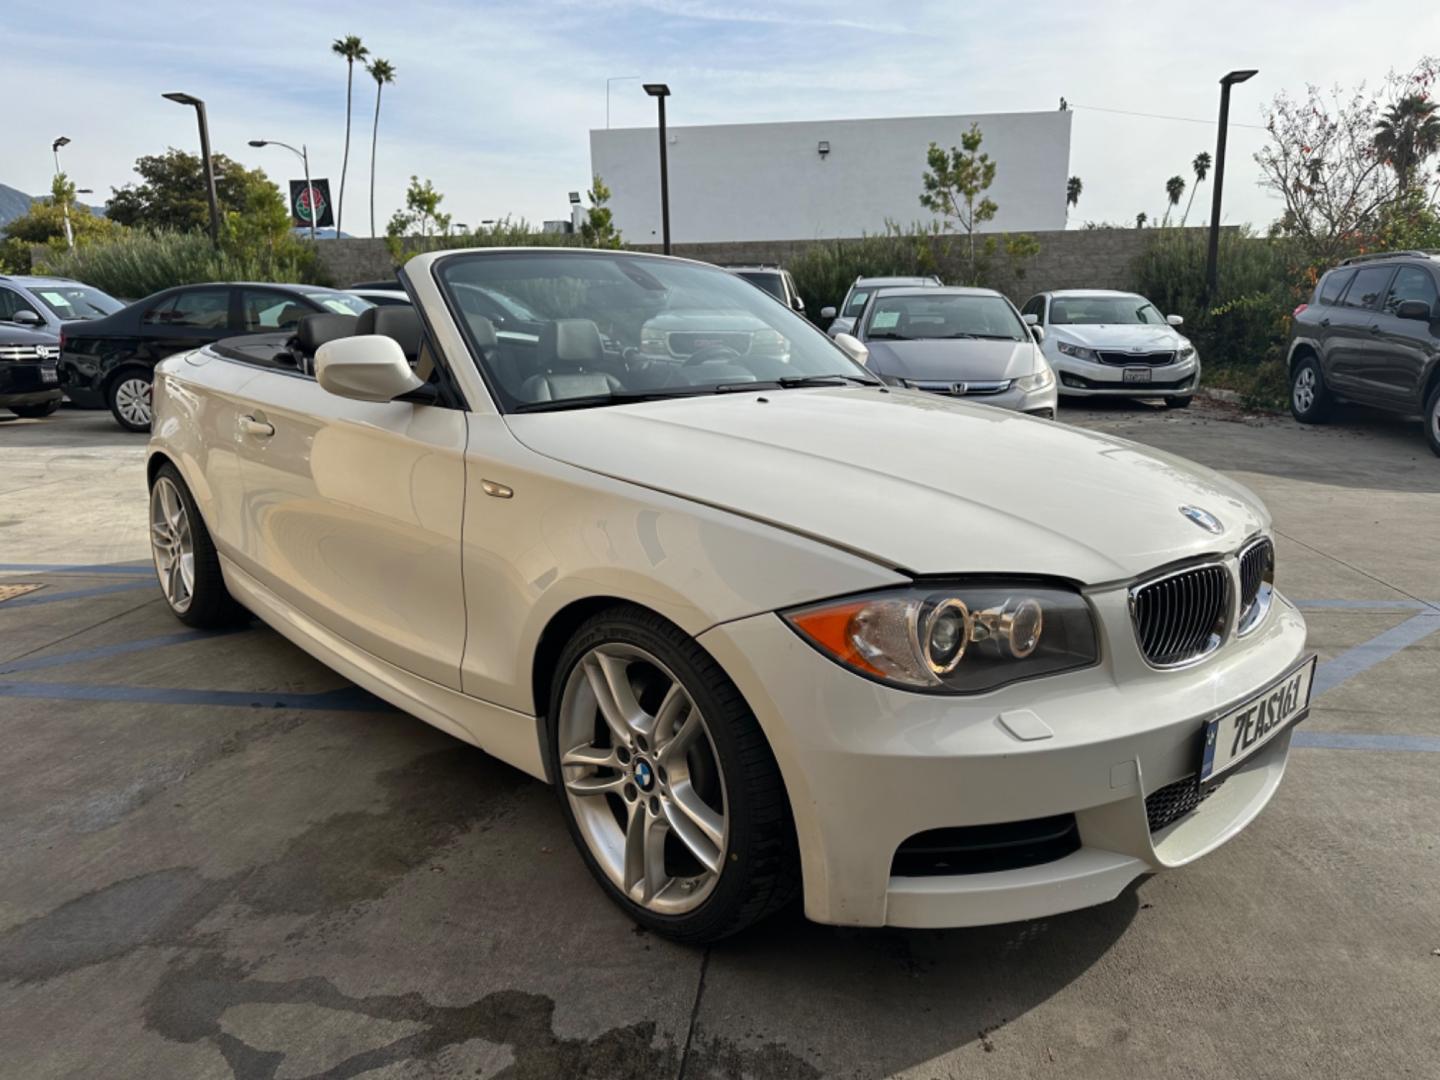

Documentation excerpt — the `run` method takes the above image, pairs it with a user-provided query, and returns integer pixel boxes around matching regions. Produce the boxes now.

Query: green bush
[41,230,329,300]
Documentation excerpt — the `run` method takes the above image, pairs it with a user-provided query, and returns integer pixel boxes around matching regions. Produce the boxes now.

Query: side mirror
[1166,314,1185,327]
[1031,326,1046,343]
[315,334,424,402]
[820,306,837,320]
[834,332,869,367]
[1396,299,1433,321]
[12,309,44,327]
[1022,313,1039,326]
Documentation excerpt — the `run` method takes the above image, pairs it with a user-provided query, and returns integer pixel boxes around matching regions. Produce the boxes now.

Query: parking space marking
[2,581,154,608]
[1310,612,1440,697]
[0,628,245,676]
[1293,731,1440,752]
[0,679,389,711]
[0,562,153,576]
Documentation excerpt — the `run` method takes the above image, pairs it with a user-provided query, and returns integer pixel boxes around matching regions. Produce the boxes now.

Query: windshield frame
[862,291,1028,342]
[1048,294,1166,326]
[27,283,123,321]
[432,249,876,414]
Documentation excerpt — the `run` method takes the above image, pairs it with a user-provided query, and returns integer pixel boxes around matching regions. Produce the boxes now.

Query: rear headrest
[540,319,604,368]
[357,304,423,359]
[296,313,359,354]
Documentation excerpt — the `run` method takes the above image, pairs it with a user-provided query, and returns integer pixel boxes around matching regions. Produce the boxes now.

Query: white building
[589,110,1072,245]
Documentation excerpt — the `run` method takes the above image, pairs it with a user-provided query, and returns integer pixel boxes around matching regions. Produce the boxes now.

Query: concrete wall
[590,110,1072,245]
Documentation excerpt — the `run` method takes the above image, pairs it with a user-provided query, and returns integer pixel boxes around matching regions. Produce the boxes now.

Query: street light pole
[51,136,74,249]
[606,75,641,129]
[163,93,221,247]
[249,139,317,241]
[1205,69,1258,303]
[644,83,671,255]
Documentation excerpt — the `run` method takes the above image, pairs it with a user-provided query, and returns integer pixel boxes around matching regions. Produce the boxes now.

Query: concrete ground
[1,400,1437,1080]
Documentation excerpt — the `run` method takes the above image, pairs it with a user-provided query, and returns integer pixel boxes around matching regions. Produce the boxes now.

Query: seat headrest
[539,319,604,368]
[295,313,359,354]
[357,304,423,359]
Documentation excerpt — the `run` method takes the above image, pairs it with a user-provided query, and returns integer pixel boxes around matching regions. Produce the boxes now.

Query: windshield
[306,291,374,316]
[437,251,876,412]
[842,289,871,318]
[864,293,1026,342]
[30,284,123,321]
[736,272,787,302]
[1049,295,1164,325]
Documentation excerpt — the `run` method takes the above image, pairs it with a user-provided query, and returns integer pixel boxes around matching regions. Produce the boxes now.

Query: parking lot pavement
[2,401,1437,1080]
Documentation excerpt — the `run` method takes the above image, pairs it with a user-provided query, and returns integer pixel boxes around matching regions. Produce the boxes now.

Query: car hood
[1049,324,1184,350]
[0,324,60,347]
[505,388,1267,582]
[863,338,1037,382]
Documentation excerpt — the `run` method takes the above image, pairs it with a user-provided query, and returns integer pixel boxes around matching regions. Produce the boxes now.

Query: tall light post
[606,75,641,129]
[163,92,221,247]
[643,83,671,255]
[51,137,75,249]
[250,138,317,242]
[1205,69,1258,302]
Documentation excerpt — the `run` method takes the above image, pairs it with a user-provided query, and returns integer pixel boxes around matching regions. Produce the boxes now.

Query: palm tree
[331,35,369,238]
[1066,175,1083,212]
[1180,151,1211,226]
[1162,175,1186,226]
[366,58,396,238]
[1374,93,1440,194]
[1135,211,1148,228]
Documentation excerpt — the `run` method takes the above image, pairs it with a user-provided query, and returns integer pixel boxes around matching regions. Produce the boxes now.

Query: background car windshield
[31,285,122,320]
[306,291,374,316]
[737,272,787,302]
[1049,295,1164,325]
[437,251,871,410]
[865,294,1025,341]
[842,290,870,318]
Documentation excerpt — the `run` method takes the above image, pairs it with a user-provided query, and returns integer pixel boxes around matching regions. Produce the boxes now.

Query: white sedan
[1021,290,1201,407]
[147,249,1311,941]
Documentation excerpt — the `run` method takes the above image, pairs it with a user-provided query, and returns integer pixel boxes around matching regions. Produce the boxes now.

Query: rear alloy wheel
[149,464,248,628]
[1289,356,1332,423]
[109,370,153,432]
[10,400,61,418]
[1425,381,1440,458]
[548,607,798,942]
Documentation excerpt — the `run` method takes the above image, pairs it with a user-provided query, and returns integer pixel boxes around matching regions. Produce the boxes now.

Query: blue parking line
[0,562,153,576]
[0,628,247,676]
[1311,612,1440,697]
[1295,598,1437,611]
[3,581,154,608]
[0,680,390,711]
[1293,731,1440,753]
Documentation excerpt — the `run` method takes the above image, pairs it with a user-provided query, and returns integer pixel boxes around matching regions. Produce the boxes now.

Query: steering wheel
[682,344,744,367]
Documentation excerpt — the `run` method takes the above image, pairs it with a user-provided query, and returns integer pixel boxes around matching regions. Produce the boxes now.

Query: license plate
[41,368,58,384]
[1122,366,1152,383]
[1200,655,1317,781]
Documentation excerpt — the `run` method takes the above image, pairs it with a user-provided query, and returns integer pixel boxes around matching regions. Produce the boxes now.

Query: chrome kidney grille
[1237,538,1275,635]
[1130,564,1231,668]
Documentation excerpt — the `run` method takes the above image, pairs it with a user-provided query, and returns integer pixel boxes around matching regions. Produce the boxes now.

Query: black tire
[1163,395,1193,410]
[10,399,61,418]
[149,462,249,629]
[546,604,799,943]
[108,367,154,432]
[1289,355,1332,424]
[1425,380,1440,458]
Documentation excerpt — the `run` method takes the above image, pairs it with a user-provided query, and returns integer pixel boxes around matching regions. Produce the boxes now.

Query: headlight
[1014,365,1054,392]
[783,581,1099,694]
[1177,343,1196,361]
[1056,340,1098,361]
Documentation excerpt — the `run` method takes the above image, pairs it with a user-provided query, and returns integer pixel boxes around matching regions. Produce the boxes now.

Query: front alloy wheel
[548,607,798,942]
[111,373,153,431]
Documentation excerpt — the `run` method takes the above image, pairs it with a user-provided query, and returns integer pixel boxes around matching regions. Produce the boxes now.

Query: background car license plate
[42,368,59,384]
[1200,655,1317,781]
[1122,367,1151,383]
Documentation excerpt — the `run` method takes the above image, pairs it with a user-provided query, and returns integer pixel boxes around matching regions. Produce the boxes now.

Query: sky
[5,0,1438,236]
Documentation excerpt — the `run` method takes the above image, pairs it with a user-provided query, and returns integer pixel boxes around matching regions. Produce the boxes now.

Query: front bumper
[1052,353,1199,397]
[698,590,1308,928]
[901,379,1058,417]
[0,362,64,408]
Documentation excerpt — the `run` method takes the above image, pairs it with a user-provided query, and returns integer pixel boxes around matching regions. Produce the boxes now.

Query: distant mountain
[0,182,102,232]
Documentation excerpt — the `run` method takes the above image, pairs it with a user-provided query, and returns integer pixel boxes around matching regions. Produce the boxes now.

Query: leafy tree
[579,174,623,248]
[920,124,998,283]
[1374,93,1440,195]
[1180,151,1211,226]
[332,34,369,237]
[1162,175,1186,226]
[386,176,451,237]
[367,58,397,237]
[0,183,126,272]
[107,149,286,235]
[1066,175,1083,211]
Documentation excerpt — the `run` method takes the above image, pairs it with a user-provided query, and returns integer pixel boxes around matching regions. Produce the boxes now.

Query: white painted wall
[590,111,1072,244]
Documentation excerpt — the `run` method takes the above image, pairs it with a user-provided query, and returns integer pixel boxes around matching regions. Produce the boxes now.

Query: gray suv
[0,275,124,333]
[1287,251,1440,456]
[821,275,943,338]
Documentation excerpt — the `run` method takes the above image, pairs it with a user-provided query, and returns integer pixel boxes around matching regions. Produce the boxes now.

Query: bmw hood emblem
[1179,505,1224,534]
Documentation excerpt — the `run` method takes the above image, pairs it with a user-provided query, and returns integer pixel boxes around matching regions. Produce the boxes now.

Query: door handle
[239,415,275,437]
[1368,323,1382,334]
[1318,317,1331,327]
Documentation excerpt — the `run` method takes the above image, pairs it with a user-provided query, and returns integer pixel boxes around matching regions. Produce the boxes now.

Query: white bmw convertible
[146,249,1313,942]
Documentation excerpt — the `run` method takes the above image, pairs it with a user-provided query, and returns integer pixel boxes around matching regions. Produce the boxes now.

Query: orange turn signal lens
[788,601,887,677]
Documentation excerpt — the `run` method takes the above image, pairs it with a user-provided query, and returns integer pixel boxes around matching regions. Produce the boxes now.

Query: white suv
[822,275,942,338]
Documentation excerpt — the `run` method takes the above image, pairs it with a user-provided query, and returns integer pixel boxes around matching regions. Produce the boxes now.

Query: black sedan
[59,282,372,431]
[0,325,63,419]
